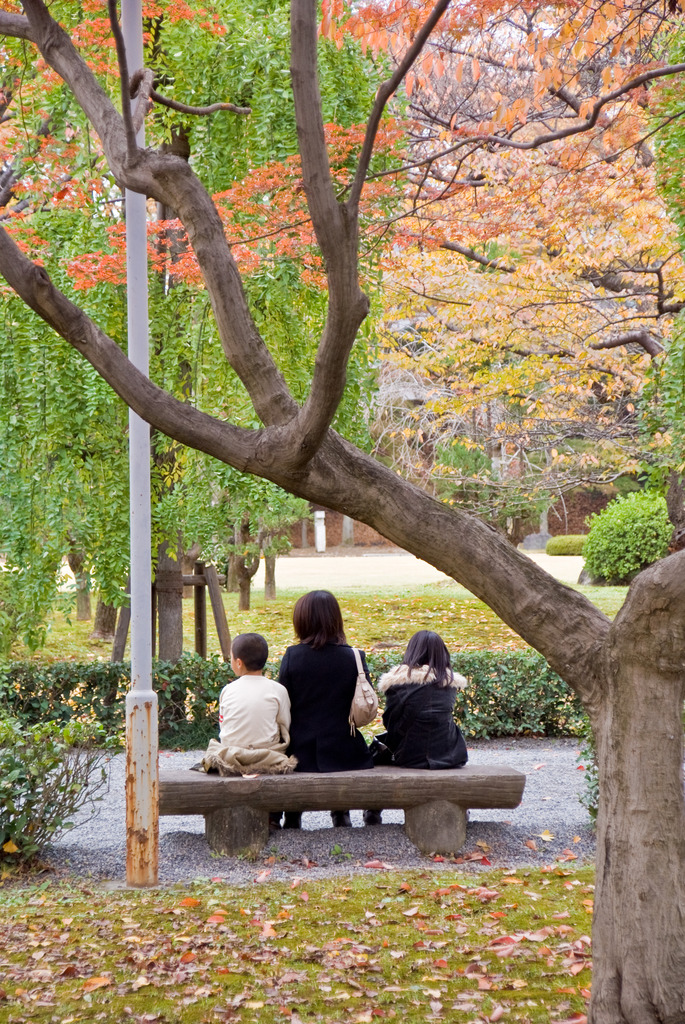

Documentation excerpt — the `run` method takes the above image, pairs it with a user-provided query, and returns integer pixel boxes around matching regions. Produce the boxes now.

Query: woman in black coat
[277,590,374,828]
[378,630,468,769]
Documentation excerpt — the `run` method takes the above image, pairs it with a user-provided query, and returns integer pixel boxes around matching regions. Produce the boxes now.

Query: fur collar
[379,664,467,693]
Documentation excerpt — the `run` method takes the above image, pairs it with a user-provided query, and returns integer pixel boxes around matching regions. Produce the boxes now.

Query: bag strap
[352,647,364,675]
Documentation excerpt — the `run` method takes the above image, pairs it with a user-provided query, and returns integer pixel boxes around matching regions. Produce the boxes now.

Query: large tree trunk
[589,559,685,1024]
[226,554,239,593]
[155,536,183,663]
[90,598,117,640]
[264,554,276,600]
[234,520,260,611]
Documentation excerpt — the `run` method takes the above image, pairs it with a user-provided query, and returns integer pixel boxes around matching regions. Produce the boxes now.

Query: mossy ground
[0,866,593,1023]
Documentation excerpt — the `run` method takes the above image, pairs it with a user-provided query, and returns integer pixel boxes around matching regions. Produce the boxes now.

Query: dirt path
[254,548,584,591]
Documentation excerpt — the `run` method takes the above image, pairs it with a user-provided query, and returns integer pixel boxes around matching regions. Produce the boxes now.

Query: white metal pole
[122,0,159,887]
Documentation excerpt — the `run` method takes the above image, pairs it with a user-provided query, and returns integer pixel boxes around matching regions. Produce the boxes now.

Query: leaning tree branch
[288,0,374,462]
[0,224,264,470]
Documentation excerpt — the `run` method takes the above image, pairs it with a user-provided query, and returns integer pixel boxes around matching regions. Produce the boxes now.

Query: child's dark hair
[231,633,268,671]
[402,630,453,687]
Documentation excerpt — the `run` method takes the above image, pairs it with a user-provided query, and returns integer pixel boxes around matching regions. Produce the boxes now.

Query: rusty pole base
[125,689,159,887]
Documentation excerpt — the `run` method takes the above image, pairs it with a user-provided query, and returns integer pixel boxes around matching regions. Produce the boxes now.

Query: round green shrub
[546,535,587,556]
[583,492,671,584]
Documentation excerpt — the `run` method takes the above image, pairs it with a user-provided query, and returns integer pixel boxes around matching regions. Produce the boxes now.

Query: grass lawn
[21,582,627,664]
[0,866,593,1024]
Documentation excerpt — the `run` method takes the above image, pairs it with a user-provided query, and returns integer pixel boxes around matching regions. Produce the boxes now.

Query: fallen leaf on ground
[83,977,111,993]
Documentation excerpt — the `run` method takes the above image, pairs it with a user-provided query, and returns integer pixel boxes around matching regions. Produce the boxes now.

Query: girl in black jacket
[378,630,468,770]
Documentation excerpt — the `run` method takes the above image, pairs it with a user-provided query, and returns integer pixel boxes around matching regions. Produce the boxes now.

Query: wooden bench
[159,764,526,858]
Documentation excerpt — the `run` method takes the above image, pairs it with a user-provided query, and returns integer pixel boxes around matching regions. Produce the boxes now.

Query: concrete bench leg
[404,799,467,856]
[204,805,269,858]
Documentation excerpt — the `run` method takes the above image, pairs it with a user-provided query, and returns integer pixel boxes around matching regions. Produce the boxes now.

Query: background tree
[1,2,685,1021]
[369,0,685,537]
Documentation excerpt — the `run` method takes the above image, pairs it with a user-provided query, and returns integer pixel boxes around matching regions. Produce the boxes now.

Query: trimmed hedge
[0,650,586,747]
[546,535,587,556]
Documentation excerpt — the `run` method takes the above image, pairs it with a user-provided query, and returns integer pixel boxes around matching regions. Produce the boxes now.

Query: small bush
[0,717,112,864]
[546,535,587,556]
[583,492,671,584]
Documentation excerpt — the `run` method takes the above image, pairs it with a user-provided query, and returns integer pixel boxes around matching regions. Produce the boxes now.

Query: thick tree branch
[0,12,34,40]
[107,0,138,155]
[0,225,264,469]
[288,0,371,460]
[290,0,343,264]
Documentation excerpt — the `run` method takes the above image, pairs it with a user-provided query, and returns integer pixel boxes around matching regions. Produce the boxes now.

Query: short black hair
[231,633,268,671]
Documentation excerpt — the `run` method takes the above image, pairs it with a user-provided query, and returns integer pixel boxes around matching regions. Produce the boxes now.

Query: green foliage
[0,717,111,864]
[0,0,389,647]
[545,534,587,556]
[577,719,598,822]
[1,650,585,746]
[0,654,234,750]
[583,492,671,584]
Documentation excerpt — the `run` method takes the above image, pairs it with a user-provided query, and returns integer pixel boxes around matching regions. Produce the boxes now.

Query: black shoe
[331,811,352,828]
[189,761,205,772]
[283,812,302,829]
[363,810,382,826]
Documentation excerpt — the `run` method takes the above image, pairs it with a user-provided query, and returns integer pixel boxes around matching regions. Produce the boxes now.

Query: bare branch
[107,0,138,156]
[461,63,685,152]
[441,239,516,274]
[149,88,251,117]
[348,0,451,212]
[590,330,665,357]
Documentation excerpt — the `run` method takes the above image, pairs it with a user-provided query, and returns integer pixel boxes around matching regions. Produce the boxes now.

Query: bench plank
[158,764,525,858]
[159,764,525,815]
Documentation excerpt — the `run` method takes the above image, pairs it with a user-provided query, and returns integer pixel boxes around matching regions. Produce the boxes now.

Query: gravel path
[43,737,595,887]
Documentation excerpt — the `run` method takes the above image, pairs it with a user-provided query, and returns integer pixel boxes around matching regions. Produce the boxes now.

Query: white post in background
[314,510,326,553]
[122,0,158,887]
